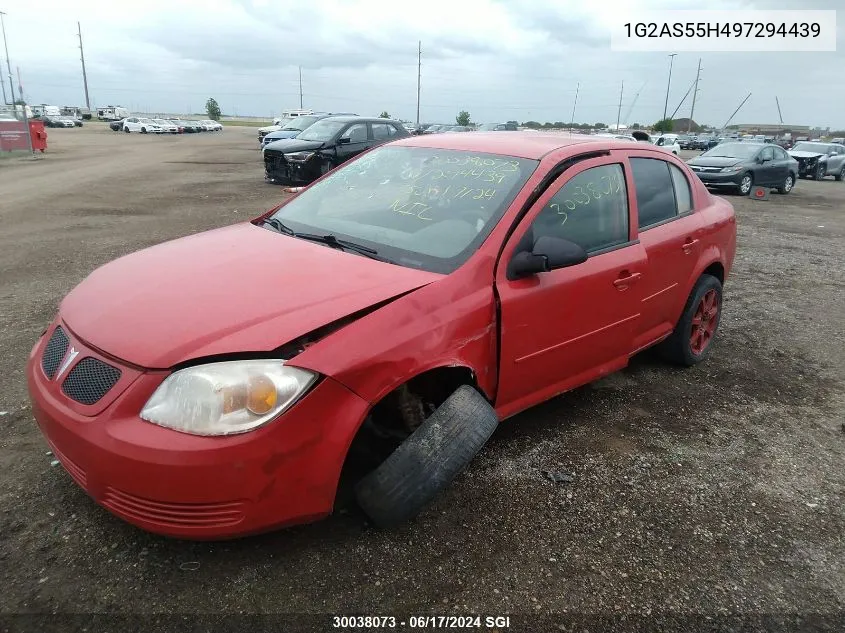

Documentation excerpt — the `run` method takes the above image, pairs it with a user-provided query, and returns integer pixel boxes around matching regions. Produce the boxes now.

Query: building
[734,123,812,136]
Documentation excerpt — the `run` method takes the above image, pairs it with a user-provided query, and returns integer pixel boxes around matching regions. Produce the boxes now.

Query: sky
[1,0,842,128]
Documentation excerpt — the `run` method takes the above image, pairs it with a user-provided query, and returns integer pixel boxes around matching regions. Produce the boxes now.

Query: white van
[97,106,130,121]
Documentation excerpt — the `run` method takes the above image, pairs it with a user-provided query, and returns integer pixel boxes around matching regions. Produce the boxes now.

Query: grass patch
[222,120,272,127]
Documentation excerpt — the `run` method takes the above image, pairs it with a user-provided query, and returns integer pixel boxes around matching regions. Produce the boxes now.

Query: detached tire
[355,385,498,528]
[658,274,723,367]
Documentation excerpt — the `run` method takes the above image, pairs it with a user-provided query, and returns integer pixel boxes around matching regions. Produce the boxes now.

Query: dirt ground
[0,125,843,631]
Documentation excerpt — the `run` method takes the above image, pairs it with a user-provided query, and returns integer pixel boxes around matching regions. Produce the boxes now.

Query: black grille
[61,357,121,405]
[41,327,69,379]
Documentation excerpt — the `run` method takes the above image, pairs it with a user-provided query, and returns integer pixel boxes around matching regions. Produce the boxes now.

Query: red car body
[27,133,736,538]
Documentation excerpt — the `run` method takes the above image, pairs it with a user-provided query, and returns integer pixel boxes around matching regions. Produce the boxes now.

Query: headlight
[721,164,743,172]
[285,151,315,162]
[140,360,318,436]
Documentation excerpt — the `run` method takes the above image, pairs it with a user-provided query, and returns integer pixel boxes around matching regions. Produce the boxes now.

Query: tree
[594,122,607,129]
[653,118,674,132]
[14,99,26,106]
[631,123,641,129]
[456,110,471,126]
[522,121,542,129]
[205,97,222,121]
[379,111,391,119]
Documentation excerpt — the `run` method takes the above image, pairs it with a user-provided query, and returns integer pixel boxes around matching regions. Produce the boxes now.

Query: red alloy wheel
[689,289,719,355]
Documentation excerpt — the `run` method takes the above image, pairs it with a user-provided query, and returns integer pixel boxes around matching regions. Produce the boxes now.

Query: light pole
[662,53,677,123]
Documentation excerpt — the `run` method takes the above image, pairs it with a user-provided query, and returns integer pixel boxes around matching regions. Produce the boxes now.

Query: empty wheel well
[336,367,480,504]
[702,262,725,284]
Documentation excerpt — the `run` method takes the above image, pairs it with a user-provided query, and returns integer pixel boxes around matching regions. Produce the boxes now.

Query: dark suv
[263,117,410,185]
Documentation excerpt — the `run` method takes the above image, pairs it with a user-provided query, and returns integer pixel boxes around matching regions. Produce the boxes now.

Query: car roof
[319,115,387,124]
[392,131,637,159]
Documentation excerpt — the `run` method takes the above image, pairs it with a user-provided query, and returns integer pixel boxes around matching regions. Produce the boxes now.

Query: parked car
[42,116,75,128]
[170,119,199,133]
[257,118,292,144]
[445,126,471,132]
[27,133,736,538]
[263,116,409,186]
[260,113,335,148]
[788,141,845,180]
[153,119,179,134]
[693,136,719,151]
[422,124,446,134]
[649,134,681,155]
[109,119,125,132]
[677,135,696,149]
[200,119,223,131]
[687,142,798,195]
[476,122,518,131]
[122,117,164,134]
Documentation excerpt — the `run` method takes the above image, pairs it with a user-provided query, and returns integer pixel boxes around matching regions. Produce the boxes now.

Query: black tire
[777,172,795,194]
[123,127,130,133]
[658,274,723,367]
[835,166,845,182]
[738,172,753,196]
[814,163,825,180]
[355,385,498,528]
[141,127,147,134]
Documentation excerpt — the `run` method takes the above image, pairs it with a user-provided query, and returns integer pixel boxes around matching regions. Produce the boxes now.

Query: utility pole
[569,82,579,130]
[662,53,676,122]
[688,58,701,134]
[0,11,16,107]
[0,68,6,105]
[416,41,421,128]
[721,93,751,132]
[670,79,696,120]
[616,80,624,131]
[775,96,783,124]
[15,65,34,156]
[77,22,90,110]
[298,66,303,109]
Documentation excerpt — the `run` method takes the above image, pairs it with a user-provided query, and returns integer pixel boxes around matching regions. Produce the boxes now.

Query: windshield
[298,119,347,142]
[702,143,760,159]
[154,119,170,125]
[792,142,830,153]
[269,146,538,273]
[282,115,323,131]
[140,118,155,124]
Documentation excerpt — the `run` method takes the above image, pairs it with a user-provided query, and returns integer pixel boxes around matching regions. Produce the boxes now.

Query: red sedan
[27,132,736,538]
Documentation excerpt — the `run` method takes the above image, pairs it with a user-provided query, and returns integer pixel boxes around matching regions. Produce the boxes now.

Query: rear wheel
[835,166,845,182]
[141,127,147,134]
[738,173,753,195]
[124,127,130,133]
[777,173,794,194]
[658,274,723,366]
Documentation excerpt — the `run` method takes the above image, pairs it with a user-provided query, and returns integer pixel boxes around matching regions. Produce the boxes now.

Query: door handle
[613,271,642,289]
[682,238,699,253]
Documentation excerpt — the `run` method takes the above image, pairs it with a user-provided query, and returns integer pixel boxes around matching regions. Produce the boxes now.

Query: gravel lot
[1,126,843,631]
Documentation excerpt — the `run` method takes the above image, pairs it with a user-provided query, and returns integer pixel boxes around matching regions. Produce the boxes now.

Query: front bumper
[264,153,317,186]
[27,321,371,539]
[688,169,744,187]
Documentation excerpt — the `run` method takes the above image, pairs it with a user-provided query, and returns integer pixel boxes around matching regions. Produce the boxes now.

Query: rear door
[829,144,845,175]
[757,145,779,185]
[495,155,648,416]
[771,146,791,184]
[625,154,703,350]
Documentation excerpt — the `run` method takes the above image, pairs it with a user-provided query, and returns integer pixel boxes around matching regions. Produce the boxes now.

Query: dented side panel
[290,255,499,405]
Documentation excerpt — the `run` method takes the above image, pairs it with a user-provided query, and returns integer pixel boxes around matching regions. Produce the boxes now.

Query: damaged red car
[27,133,736,538]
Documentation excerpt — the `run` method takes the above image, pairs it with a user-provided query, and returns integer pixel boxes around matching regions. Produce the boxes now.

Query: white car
[122,117,164,134]
[153,119,179,134]
[647,133,682,156]
[199,119,223,131]
[258,118,292,145]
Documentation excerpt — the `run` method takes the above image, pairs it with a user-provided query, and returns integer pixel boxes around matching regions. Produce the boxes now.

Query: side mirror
[337,137,351,145]
[508,236,588,280]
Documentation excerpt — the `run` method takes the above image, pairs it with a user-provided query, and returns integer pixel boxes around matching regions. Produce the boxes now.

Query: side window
[341,123,368,143]
[371,123,392,140]
[389,123,404,137]
[530,164,629,254]
[776,147,789,160]
[669,164,692,213]
[630,158,678,229]
[761,146,774,161]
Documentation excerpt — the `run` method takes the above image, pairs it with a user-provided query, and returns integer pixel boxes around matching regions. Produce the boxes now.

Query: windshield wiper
[261,218,392,263]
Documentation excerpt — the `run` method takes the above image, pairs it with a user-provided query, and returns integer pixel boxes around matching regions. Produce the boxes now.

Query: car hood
[263,138,325,153]
[264,130,301,141]
[258,125,282,133]
[60,223,439,368]
[687,156,745,167]
[788,151,824,159]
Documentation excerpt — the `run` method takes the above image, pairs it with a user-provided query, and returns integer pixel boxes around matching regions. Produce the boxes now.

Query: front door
[495,156,647,419]
[334,122,370,166]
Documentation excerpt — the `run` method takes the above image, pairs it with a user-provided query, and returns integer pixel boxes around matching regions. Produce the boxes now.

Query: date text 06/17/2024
[332,615,512,629]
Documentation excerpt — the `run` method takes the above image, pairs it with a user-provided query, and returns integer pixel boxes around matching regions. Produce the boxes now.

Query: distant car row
[37,115,83,128]
[108,117,223,134]
[686,140,845,196]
